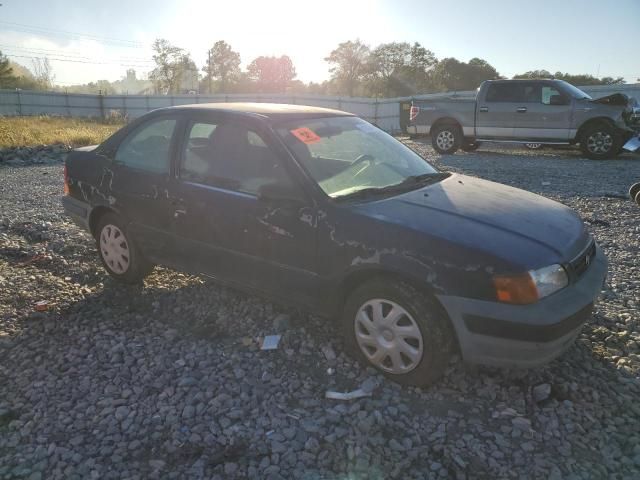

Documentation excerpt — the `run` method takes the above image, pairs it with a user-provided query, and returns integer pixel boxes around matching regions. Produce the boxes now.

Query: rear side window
[180,121,291,194]
[115,118,176,173]
[485,83,521,102]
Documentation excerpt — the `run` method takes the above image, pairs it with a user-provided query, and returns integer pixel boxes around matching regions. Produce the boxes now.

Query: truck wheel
[95,212,154,284]
[629,182,640,201]
[580,124,621,160]
[431,124,462,154]
[461,141,480,152]
[341,278,454,387]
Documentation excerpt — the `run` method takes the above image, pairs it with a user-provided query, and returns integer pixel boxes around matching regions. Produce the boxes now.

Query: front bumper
[437,244,608,368]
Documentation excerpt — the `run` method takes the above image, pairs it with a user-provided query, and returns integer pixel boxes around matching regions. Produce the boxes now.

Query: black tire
[629,182,640,201]
[461,141,480,152]
[95,212,154,284]
[431,124,462,154]
[635,190,640,207]
[579,123,622,160]
[341,278,454,387]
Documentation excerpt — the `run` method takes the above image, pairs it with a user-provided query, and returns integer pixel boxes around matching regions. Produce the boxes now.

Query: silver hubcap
[436,130,455,151]
[354,299,424,374]
[100,224,130,274]
[586,132,612,154]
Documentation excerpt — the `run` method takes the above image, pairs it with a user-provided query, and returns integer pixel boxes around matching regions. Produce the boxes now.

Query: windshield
[276,116,439,199]
[559,80,592,100]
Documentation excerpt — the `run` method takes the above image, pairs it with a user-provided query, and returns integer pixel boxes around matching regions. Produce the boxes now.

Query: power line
[5,53,153,69]
[0,20,144,47]
[0,43,153,63]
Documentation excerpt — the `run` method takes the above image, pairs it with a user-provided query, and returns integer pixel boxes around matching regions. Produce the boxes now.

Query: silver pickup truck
[408,79,640,159]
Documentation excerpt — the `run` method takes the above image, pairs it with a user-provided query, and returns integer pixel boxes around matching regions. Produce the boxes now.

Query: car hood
[352,173,589,265]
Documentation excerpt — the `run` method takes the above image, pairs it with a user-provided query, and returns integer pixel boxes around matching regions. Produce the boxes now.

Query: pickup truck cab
[409,79,640,159]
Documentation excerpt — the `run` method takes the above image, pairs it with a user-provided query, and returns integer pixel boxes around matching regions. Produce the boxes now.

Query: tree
[247,55,296,93]
[203,41,241,93]
[325,40,370,96]
[430,57,500,91]
[513,70,625,86]
[367,41,437,96]
[0,51,16,88]
[149,38,185,94]
[178,55,199,92]
[32,57,54,89]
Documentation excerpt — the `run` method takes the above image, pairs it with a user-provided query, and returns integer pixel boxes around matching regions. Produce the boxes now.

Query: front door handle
[516,107,527,113]
[479,106,489,113]
[174,208,187,218]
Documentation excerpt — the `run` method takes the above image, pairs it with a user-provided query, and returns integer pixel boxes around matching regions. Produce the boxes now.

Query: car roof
[157,102,353,121]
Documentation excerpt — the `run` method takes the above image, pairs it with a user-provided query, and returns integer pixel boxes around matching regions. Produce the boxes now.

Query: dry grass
[0,116,125,148]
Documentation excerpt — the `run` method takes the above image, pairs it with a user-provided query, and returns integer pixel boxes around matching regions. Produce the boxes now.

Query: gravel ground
[1,143,640,479]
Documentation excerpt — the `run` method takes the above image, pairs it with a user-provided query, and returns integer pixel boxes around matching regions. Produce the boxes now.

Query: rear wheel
[96,213,153,284]
[341,279,454,386]
[580,123,621,160]
[431,124,462,154]
[629,182,640,201]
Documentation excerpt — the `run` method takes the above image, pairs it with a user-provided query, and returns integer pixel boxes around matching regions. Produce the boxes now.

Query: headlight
[493,264,568,304]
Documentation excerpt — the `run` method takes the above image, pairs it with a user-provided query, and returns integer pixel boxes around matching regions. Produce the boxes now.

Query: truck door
[475,82,519,138]
[511,82,572,140]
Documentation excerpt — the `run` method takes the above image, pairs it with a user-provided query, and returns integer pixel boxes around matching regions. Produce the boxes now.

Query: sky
[1,0,638,87]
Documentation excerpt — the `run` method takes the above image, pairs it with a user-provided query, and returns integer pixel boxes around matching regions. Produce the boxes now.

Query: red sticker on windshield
[290,127,321,144]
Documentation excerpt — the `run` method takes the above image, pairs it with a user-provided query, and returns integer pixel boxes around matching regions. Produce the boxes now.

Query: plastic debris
[325,388,372,401]
[261,335,281,350]
[241,337,253,346]
[622,135,640,152]
[34,300,49,312]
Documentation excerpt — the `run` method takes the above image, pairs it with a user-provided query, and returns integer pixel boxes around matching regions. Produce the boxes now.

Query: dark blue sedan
[62,103,607,386]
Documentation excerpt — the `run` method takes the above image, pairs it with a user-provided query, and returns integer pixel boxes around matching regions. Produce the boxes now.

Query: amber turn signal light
[493,274,539,305]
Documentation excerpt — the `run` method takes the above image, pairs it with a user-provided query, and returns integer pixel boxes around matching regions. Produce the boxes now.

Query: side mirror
[549,95,568,106]
[258,182,305,204]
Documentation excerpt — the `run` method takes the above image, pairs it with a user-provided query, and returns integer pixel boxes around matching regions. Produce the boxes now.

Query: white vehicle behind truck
[408,79,640,159]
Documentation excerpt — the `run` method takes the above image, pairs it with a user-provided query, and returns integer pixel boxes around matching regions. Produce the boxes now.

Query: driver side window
[115,118,176,173]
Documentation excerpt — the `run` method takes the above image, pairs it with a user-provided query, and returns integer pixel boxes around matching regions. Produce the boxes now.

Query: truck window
[485,83,521,103]
[542,86,563,105]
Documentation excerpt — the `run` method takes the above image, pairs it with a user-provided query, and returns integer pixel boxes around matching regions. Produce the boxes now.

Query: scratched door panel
[105,115,180,262]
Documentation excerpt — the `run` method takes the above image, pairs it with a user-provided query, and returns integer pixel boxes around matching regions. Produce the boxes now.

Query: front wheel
[580,124,621,160]
[96,213,154,284]
[431,124,462,154]
[341,279,454,386]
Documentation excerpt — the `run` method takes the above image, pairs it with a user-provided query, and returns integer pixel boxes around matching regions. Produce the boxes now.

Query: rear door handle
[516,107,527,113]
[479,106,489,113]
